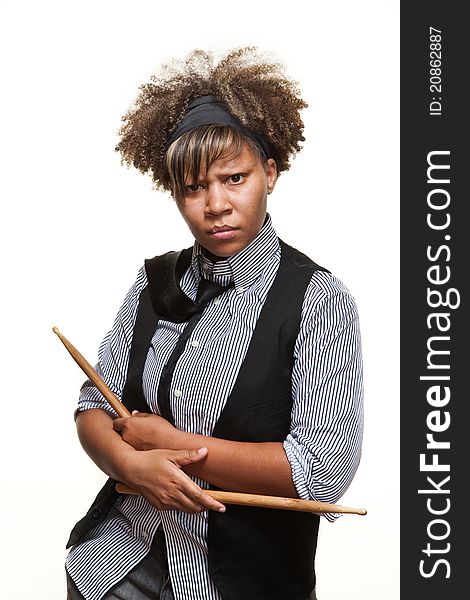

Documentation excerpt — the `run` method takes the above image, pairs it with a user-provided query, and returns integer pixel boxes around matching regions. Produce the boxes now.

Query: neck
[202,248,229,263]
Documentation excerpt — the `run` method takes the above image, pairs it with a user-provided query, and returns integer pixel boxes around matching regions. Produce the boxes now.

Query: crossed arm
[76,408,297,514]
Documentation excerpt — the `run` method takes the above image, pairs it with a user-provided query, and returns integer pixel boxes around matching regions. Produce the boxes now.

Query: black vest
[67,240,326,600]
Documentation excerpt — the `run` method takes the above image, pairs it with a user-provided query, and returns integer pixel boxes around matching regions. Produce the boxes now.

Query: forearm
[76,409,136,483]
[165,429,298,497]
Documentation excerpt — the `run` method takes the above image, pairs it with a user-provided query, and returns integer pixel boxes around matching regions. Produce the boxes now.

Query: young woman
[65,47,363,600]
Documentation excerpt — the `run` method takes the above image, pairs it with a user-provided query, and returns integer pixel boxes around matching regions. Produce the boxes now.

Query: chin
[205,242,241,259]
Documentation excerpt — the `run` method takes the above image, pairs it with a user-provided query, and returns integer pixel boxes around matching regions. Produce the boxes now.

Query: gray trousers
[66,527,318,600]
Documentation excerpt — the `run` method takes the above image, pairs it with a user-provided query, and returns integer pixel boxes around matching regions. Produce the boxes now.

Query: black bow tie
[145,249,233,323]
[195,277,232,305]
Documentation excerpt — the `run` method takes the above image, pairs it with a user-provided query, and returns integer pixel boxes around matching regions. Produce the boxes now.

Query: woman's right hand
[118,446,226,514]
[76,409,225,514]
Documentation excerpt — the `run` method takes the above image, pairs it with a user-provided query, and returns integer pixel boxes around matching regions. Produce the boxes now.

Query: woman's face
[175,144,277,258]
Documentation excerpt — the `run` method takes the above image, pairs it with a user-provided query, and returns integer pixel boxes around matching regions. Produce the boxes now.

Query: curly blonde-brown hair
[116,47,308,194]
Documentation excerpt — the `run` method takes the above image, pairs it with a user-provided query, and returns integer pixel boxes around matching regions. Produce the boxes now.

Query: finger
[178,495,226,513]
[172,447,208,467]
[113,418,124,432]
[188,486,226,513]
[167,482,226,513]
[173,469,226,513]
[139,476,208,513]
[132,411,152,419]
[158,461,226,513]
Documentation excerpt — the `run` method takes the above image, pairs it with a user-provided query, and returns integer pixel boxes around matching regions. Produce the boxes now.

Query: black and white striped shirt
[65,215,363,600]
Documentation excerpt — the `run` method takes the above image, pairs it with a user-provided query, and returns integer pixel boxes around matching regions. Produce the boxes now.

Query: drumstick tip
[52,326,60,334]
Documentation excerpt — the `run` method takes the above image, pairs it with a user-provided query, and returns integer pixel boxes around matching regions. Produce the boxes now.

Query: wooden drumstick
[53,326,130,419]
[115,483,367,515]
[53,326,367,516]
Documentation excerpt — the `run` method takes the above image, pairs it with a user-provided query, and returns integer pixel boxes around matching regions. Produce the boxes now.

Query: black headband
[166,95,271,158]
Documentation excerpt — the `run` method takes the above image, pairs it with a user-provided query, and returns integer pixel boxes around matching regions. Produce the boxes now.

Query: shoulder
[144,247,193,287]
[302,268,359,328]
[279,240,353,302]
[95,265,149,363]
[115,265,148,322]
[128,265,148,299]
[306,268,355,302]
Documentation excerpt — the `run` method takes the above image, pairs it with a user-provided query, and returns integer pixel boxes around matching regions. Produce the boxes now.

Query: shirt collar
[190,214,279,294]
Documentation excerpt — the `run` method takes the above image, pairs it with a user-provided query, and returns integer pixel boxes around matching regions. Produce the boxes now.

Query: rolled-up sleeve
[75,267,148,418]
[283,271,364,521]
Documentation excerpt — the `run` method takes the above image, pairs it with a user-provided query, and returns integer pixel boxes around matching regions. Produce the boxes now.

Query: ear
[266,159,278,195]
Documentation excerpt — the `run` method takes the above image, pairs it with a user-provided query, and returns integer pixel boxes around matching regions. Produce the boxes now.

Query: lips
[208,225,238,240]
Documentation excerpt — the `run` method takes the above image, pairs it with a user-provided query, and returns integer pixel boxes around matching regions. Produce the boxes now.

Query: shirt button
[214,298,221,305]
[191,340,199,348]
[91,507,103,519]
[174,389,182,398]
[238,286,245,294]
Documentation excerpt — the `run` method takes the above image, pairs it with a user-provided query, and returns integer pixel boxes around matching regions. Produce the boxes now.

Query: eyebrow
[210,158,256,174]
[185,160,256,184]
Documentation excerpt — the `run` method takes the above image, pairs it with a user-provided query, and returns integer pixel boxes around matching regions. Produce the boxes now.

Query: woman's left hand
[113,412,179,451]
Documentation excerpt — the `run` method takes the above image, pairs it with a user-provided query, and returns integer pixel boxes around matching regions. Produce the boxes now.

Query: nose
[205,183,232,216]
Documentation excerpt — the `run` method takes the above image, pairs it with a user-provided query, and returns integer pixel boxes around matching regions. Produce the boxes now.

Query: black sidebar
[401,2,467,598]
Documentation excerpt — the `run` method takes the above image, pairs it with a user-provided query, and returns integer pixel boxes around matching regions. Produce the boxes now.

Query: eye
[228,173,245,184]
[185,183,204,194]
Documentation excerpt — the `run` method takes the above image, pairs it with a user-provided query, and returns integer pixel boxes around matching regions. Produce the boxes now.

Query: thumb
[131,411,149,418]
[173,447,208,467]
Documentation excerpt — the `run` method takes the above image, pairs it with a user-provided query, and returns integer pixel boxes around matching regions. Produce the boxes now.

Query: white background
[0,1,399,598]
